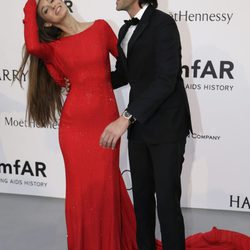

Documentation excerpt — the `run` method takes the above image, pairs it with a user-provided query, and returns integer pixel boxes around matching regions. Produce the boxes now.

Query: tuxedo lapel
[127,5,155,57]
[117,6,155,66]
[127,23,147,58]
[117,24,129,70]
[118,24,129,45]
[118,45,128,70]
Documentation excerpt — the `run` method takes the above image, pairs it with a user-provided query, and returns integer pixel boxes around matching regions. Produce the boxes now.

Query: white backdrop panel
[0,0,249,212]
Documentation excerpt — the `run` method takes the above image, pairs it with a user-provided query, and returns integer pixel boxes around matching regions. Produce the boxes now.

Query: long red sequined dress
[23,1,141,249]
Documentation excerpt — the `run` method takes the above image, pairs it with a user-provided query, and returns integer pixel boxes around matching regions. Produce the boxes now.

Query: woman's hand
[64,78,71,94]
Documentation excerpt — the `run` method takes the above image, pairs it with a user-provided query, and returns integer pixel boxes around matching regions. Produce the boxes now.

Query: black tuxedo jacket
[112,5,192,144]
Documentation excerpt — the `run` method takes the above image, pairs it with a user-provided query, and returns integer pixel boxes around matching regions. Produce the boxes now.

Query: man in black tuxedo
[100,0,192,249]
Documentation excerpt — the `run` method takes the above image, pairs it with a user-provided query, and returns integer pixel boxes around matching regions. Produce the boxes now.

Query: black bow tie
[124,17,140,27]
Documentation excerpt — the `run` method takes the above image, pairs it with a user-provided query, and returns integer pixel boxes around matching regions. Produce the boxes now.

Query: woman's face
[37,0,68,25]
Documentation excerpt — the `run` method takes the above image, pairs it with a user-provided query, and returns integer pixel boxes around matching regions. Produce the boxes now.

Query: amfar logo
[183,59,235,92]
[182,60,234,79]
[0,69,28,83]
[169,11,233,24]
[230,195,250,210]
[0,160,47,177]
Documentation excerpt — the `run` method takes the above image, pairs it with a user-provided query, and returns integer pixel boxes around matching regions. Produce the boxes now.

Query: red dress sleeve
[45,63,66,87]
[102,20,118,58]
[23,0,52,59]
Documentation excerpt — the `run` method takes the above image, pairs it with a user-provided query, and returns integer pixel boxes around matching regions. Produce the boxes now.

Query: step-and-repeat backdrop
[0,0,249,212]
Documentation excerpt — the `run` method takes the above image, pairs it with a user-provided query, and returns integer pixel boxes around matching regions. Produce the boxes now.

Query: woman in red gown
[21,0,141,249]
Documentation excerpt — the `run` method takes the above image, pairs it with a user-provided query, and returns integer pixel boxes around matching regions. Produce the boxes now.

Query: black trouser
[128,138,186,250]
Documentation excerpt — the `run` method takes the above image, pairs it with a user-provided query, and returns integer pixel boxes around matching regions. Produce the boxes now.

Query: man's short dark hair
[139,0,158,8]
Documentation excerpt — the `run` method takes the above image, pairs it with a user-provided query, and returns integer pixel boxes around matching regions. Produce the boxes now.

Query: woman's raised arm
[23,0,51,59]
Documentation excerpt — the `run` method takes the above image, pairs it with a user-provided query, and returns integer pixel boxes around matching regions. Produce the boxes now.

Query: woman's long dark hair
[139,0,158,8]
[18,12,64,127]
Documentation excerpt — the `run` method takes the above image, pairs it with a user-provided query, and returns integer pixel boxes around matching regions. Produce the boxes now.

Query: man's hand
[100,116,130,149]
[63,78,71,95]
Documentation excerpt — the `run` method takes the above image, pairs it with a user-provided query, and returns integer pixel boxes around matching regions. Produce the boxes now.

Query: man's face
[116,0,138,11]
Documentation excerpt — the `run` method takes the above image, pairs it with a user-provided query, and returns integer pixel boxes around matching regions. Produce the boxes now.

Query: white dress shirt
[120,4,149,57]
